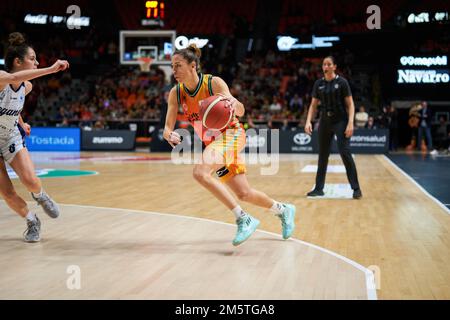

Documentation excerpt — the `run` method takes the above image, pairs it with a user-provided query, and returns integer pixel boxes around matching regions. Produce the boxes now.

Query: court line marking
[55,202,377,300]
[383,155,450,215]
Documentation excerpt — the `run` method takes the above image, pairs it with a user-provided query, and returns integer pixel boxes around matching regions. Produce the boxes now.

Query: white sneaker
[31,192,60,218]
[430,149,438,155]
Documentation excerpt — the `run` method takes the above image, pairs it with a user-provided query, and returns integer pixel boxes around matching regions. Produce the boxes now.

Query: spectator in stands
[56,117,70,128]
[245,114,256,129]
[79,105,93,128]
[269,96,282,113]
[355,106,368,129]
[47,76,61,91]
[417,101,438,155]
[55,106,70,122]
[289,93,303,114]
[94,117,108,130]
[365,116,377,130]
[281,119,290,131]
[116,116,130,130]
[388,105,398,151]
[377,106,390,129]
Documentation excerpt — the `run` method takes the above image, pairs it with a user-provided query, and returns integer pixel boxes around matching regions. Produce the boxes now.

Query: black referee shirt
[311,75,352,120]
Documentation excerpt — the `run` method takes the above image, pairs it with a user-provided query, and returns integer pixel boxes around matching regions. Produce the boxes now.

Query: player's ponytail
[174,44,201,72]
[187,44,201,59]
[8,32,26,46]
[4,32,32,72]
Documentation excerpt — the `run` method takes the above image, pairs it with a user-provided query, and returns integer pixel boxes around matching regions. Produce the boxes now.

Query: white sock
[26,212,36,222]
[32,188,44,198]
[270,201,286,216]
[231,206,248,220]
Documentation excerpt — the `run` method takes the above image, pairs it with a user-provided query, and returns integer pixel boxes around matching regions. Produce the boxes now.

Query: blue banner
[26,128,80,151]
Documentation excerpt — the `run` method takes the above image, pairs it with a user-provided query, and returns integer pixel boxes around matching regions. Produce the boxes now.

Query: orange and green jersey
[176,73,240,145]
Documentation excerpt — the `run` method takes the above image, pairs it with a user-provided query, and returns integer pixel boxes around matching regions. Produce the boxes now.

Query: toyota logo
[293,133,311,145]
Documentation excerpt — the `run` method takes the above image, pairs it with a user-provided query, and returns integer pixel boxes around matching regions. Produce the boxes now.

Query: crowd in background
[18,47,444,152]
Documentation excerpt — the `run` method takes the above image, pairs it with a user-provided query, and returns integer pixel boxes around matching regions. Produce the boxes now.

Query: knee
[192,166,211,184]
[337,142,350,154]
[0,188,18,202]
[339,150,351,160]
[20,173,40,189]
[236,188,252,202]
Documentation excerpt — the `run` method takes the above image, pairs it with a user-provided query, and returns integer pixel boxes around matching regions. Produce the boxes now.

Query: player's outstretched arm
[0,60,69,86]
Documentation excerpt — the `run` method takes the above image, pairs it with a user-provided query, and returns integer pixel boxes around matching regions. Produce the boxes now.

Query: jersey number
[9,144,15,153]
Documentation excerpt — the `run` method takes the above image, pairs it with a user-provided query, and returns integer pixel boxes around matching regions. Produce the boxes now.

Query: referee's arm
[344,96,355,137]
[305,97,320,135]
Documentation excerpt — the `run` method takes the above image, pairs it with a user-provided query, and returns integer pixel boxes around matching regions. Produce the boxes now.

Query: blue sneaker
[279,204,296,239]
[232,215,260,246]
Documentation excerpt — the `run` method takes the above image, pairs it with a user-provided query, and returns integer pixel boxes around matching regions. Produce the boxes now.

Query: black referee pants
[315,116,360,191]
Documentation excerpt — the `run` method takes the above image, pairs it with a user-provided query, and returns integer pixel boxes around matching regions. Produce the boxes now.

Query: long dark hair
[4,32,32,72]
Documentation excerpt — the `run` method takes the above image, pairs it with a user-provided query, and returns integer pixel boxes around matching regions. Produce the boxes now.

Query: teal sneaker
[232,215,260,246]
[279,204,296,239]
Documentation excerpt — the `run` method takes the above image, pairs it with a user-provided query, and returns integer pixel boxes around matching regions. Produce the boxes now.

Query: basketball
[199,95,233,130]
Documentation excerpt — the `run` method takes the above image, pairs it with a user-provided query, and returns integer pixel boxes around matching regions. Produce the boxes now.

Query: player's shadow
[0,235,284,257]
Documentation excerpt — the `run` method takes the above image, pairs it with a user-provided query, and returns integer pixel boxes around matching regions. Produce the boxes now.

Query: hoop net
[138,57,153,72]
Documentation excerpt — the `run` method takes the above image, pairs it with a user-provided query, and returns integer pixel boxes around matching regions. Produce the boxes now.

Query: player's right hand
[167,131,182,148]
[305,122,313,135]
[22,123,31,136]
[51,60,70,73]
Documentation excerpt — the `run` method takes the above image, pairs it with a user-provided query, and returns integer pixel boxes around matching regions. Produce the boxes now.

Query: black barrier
[150,128,173,152]
[244,128,274,153]
[278,128,388,154]
[150,128,205,152]
[330,129,390,154]
[82,130,136,151]
[278,130,317,153]
[149,128,389,154]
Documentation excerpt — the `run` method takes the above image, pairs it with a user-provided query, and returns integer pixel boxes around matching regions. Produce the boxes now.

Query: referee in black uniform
[304,56,362,199]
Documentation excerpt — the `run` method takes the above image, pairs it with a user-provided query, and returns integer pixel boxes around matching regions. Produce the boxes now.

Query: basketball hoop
[138,57,153,72]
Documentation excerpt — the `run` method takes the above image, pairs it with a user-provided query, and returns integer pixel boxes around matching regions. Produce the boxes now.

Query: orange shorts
[208,127,246,183]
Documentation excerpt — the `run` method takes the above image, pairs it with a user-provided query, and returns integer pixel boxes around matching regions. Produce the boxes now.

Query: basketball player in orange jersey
[164,44,296,246]
[0,32,69,242]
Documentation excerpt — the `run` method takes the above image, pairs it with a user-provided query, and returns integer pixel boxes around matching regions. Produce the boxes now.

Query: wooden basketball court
[1,152,449,299]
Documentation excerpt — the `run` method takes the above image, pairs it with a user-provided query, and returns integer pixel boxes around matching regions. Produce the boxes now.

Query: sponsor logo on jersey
[0,107,21,117]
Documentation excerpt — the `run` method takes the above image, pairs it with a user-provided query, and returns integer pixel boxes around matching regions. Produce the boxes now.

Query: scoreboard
[142,1,165,27]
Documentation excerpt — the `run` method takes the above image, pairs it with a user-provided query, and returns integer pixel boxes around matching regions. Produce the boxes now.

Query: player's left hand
[345,122,354,138]
[22,123,31,136]
[217,93,237,114]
